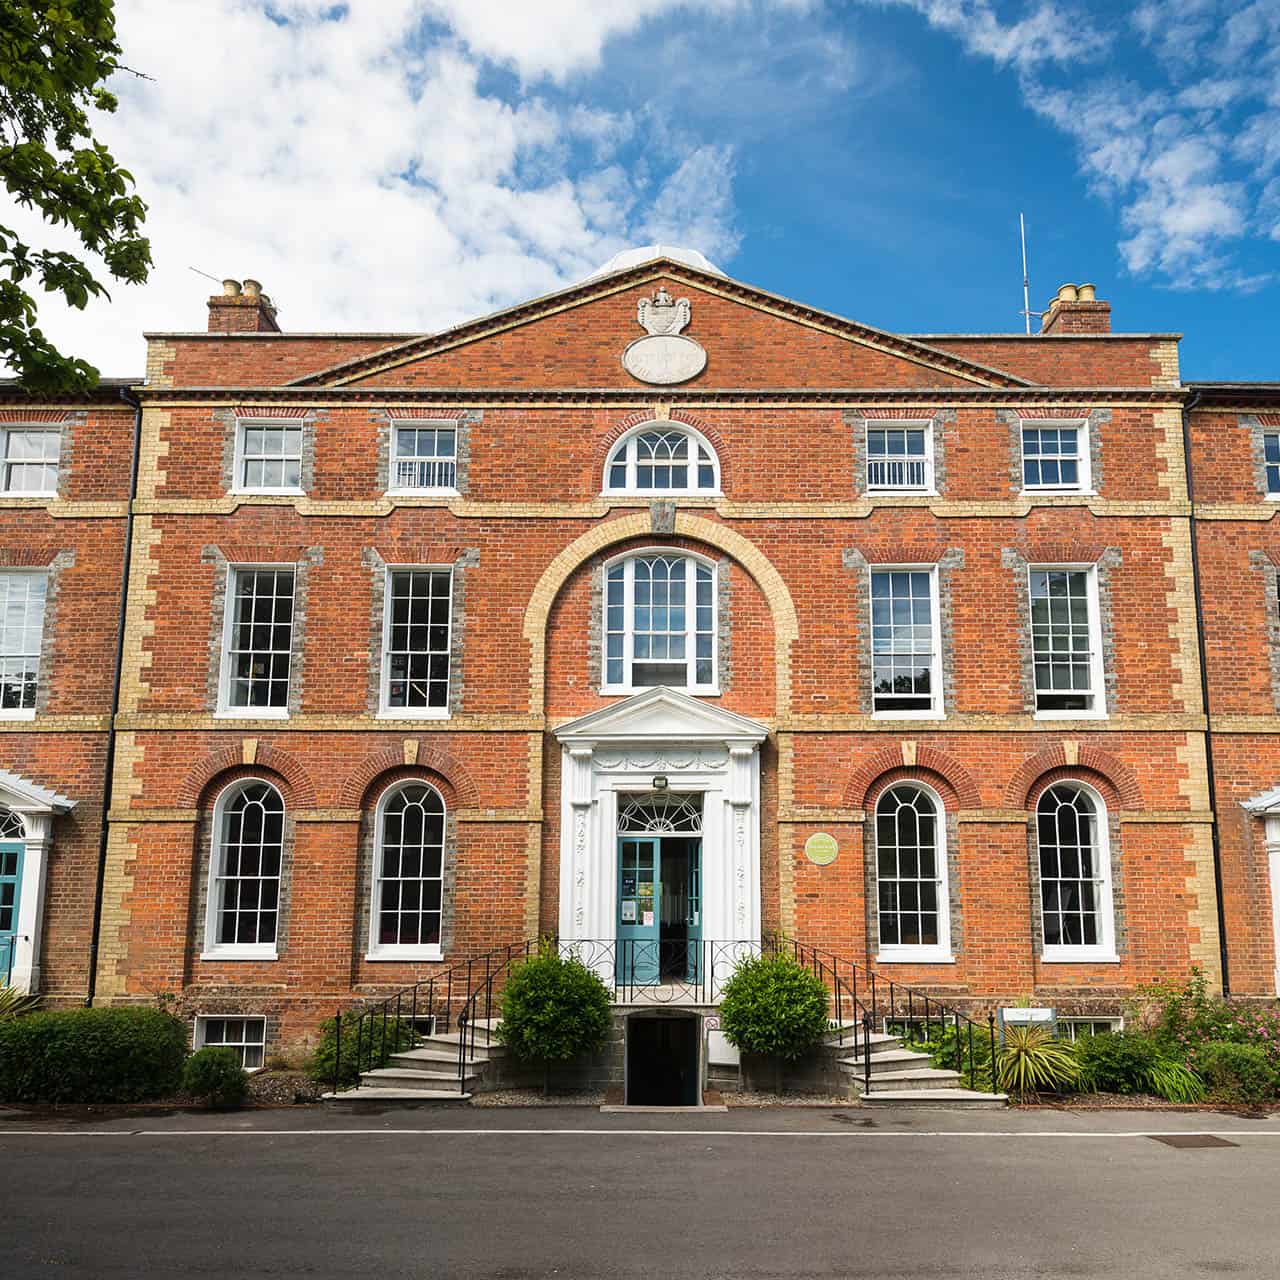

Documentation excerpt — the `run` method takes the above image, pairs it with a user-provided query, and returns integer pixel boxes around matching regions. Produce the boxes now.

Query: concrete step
[861,1088,1008,1109]
[862,1048,937,1075]
[323,1087,472,1106]
[407,1040,504,1066]
[419,1031,506,1056]
[861,1067,965,1091]
[828,1031,902,1056]
[361,1067,479,1092]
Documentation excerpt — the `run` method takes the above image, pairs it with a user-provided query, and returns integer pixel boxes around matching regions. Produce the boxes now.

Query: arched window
[1036,782,1116,961]
[369,782,446,958]
[604,426,720,495]
[874,784,952,962]
[603,551,718,694]
[203,780,285,959]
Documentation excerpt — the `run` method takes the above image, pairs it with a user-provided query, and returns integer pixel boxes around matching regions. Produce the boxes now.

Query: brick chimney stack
[207,277,281,333]
[1040,282,1111,335]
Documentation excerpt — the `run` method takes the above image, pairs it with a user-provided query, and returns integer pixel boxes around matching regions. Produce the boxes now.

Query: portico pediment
[0,769,75,816]
[554,687,768,749]
[1243,786,1280,814]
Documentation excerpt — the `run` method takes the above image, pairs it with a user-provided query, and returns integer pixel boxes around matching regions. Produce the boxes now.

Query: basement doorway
[625,1015,700,1106]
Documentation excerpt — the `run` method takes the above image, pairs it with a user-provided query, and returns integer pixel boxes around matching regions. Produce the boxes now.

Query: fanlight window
[0,808,23,839]
[1036,783,1114,957]
[605,428,718,494]
[617,792,703,834]
[875,784,950,959]
[374,783,446,952]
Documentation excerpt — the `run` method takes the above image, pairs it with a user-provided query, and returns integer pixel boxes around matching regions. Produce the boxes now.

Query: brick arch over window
[523,513,798,713]
[338,744,479,810]
[845,746,979,811]
[595,411,732,490]
[178,744,317,808]
[1006,745,1140,810]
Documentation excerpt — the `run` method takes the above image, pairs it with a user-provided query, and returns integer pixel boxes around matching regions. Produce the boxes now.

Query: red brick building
[10,249,1279,1066]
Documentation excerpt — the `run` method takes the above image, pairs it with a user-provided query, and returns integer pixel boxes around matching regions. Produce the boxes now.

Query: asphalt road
[4,1105,1279,1279]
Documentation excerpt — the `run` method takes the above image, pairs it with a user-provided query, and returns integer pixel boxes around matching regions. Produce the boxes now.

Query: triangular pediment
[1242,785,1280,814]
[554,687,768,747]
[0,769,75,814]
[287,256,1033,391]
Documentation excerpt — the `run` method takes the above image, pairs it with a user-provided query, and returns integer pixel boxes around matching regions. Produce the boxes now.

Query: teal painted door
[685,846,701,981]
[0,841,21,985]
[617,836,660,985]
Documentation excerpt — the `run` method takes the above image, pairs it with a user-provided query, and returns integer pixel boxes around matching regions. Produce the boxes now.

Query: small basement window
[196,1015,267,1069]
[1056,1017,1121,1041]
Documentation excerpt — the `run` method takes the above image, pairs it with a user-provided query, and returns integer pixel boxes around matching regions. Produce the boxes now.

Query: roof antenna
[188,266,223,285]
[1019,213,1042,336]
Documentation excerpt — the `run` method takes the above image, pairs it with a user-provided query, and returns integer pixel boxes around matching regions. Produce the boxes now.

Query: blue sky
[11,1,1279,380]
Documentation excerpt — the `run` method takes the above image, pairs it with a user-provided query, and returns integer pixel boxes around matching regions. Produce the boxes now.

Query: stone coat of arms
[622,286,707,385]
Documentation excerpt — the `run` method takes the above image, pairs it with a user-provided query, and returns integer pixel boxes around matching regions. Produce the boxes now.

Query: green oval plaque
[804,832,838,866]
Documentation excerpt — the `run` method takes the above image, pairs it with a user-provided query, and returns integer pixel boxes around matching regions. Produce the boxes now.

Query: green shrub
[719,953,830,1062]
[998,1025,1079,1098]
[497,943,612,1065]
[309,1012,415,1087]
[1074,1031,1158,1094]
[0,1007,186,1103]
[1196,1041,1277,1106]
[912,1022,997,1092]
[182,1047,248,1108]
[1145,1056,1206,1104]
[0,987,39,1021]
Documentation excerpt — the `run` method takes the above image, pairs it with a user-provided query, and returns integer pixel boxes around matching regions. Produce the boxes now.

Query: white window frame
[600,547,719,696]
[874,781,954,964]
[0,426,61,497]
[0,570,47,722]
[215,563,295,720]
[194,1015,268,1070]
[200,778,284,961]
[367,781,447,962]
[1028,563,1107,720]
[387,419,459,495]
[602,423,722,497]
[868,564,944,721]
[1263,431,1280,500]
[231,419,305,496]
[1036,780,1119,964]
[1020,418,1092,495]
[377,565,453,720]
[865,420,935,495]
[1056,1016,1122,1041]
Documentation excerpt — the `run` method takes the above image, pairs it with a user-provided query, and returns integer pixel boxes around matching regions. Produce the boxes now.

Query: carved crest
[637,286,691,337]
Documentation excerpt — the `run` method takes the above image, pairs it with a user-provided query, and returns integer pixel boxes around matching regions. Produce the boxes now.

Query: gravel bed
[722,1091,857,1107]
[245,1070,324,1106]
[470,1088,607,1107]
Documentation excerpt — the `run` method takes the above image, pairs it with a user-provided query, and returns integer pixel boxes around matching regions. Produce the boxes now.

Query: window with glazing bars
[870,569,938,713]
[1029,568,1099,713]
[213,782,283,947]
[225,569,294,709]
[606,429,717,492]
[391,426,456,490]
[866,426,930,490]
[1022,425,1084,490]
[0,573,46,712]
[1037,784,1104,949]
[1265,433,1280,496]
[198,1017,266,1069]
[2,429,60,494]
[376,784,445,947]
[876,785,942,948]
[237,424,302,491]
[383,569,451,712]
[604,555,715,690]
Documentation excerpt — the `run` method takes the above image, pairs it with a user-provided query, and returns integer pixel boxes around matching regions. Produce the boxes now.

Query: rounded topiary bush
[497,943,612,1066]
[1196,1040,1277,1106]
[1073,1031,1157,1094]
[719,953,830,1062]
[183,1047,248,1108]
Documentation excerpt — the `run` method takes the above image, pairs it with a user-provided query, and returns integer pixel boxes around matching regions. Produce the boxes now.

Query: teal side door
[0,841,22,985]
[685,845,702,981]
[617,836,660,985]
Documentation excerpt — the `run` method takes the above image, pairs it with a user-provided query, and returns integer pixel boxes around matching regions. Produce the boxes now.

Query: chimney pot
[222,279,242,297]
[1057,283,1079,304]
[1077,282,1096,302]
[242,278,263,299]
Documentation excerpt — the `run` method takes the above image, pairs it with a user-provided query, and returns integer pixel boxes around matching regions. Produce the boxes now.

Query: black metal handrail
[763,932,999,1093]
[332,941,539,1093]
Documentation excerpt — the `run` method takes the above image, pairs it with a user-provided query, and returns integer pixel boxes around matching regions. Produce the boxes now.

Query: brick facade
[6,256,1277,1058]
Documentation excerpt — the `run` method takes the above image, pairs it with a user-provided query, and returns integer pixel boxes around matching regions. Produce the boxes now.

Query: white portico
[554,688,768,952]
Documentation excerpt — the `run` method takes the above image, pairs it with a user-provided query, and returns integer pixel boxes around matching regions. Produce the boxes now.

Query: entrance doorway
[626,1015,700,1105]
[616,792,702,986]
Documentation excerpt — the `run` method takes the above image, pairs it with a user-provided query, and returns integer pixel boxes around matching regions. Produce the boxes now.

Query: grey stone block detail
[1095,547,1121,714]
[287,549,322,716]
[649,500,676,534]
[1086,409,1109,494]
[588,560,604,690]
[841,548,873,714]
[202,545,229,711]
[373,410,477,494]
[55,413,84,500]
[361,547,477,715]
[193,801,297,956]
[355,801,458,959]
[845,410,950,496]
[1002,408,1109,495]
[1025,808,1127,960]
[1241,414,1275,498]
[1248,550,1280,712]
[937,547,963,715]
[932,408,954,495]
[864,806,964,959]
[216,409,321,494]
[35,549,75,715]
[1001,548,1037,712]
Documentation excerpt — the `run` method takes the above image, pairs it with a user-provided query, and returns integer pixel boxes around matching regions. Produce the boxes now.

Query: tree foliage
[0,1,151,390]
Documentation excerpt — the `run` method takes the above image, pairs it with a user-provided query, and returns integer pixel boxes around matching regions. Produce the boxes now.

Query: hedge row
[0,1007,186,1103]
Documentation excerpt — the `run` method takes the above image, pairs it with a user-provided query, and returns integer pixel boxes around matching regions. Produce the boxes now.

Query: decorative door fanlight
[617,791,703,834]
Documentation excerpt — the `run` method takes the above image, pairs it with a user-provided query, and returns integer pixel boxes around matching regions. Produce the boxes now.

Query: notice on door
[621,899,637,923]
[642,911,654,927]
